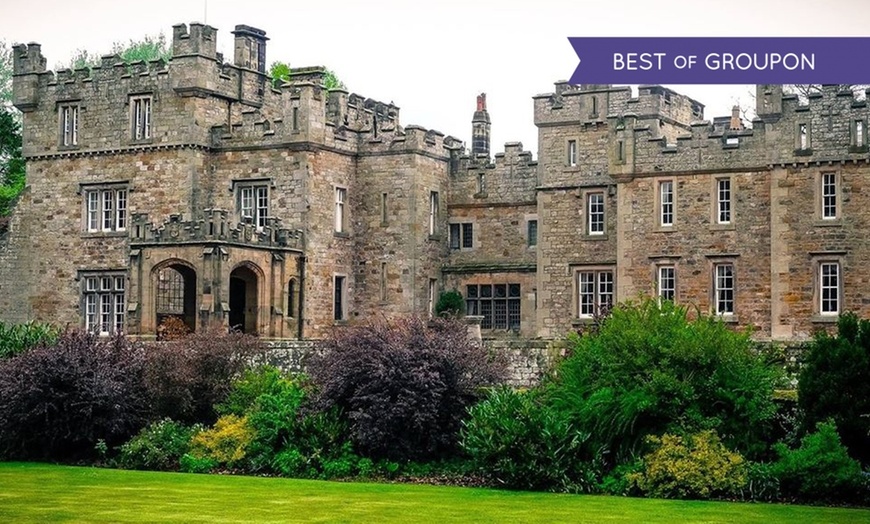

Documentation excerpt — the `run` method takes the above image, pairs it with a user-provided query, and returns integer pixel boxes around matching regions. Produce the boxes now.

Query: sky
[2,0,870,156]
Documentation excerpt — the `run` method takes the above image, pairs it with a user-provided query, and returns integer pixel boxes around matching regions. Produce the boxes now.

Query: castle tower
[232,25,268,73]
[471,93,491,157]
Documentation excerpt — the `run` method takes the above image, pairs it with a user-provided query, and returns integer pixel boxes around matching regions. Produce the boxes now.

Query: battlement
[172,23,218,59]
[129,210,304,251]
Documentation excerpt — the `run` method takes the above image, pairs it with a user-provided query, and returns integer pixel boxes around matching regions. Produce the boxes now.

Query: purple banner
[567,37,870,84]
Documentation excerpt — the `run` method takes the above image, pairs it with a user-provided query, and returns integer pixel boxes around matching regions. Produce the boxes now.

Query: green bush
[545,299,780,463]
[461,387,597,492]
[773,421,866,502]
[188,415,255,468]
[798,312,870,465]
[629,431,747,500]
[179,453,218,474]
[118,419,200,471]
[435,290,464,317]
[215,366,286,417]
[741,461,781,502]
[0,321,60,359]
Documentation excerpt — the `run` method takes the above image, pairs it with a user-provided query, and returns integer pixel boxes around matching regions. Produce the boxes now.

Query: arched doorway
[229,265,259,334]
[155,263,197,337]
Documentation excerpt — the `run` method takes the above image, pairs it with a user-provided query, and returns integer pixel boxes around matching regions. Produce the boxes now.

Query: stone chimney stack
[232,25,268,73]
[471,93,491,157]
[730,105,743,131]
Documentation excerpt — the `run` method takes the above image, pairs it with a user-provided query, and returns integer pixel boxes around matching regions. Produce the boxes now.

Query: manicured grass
[0,462,867,523]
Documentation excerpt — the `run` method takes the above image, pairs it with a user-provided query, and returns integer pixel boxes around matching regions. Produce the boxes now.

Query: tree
[59,33,171,70]
[798,312,870,466]
[0,41,24,218]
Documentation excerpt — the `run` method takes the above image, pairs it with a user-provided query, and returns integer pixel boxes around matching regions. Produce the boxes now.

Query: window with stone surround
[527,219,538,247]
[81,271,126,336]
[575,268,614,318]
[716,178,732,224]
[658,265,676,303]
[477,173,486,194]
[82,183,128,233]
[449,223,473,250]
[854,120,865,147]
[429,191,439,236]
[587,191,605,235]
[567,140,577,167]
[130,95,152,141]
[819,261,841,316]
[659,180,674,227]
[465,283,521,330]
[797,122,810,151]
[428,278,438,318]
[334,275,347,321]
[287,278,296,318]
[821,173,838,220]
[714,263,735,315]
[237,182,269,230]
[335,186,347,233]
[59,104,79,147]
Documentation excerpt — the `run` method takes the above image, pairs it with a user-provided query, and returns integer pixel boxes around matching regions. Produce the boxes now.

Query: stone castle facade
[3,22,869,342]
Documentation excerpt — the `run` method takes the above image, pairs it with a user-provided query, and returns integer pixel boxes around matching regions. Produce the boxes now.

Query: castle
[3,22,869,343]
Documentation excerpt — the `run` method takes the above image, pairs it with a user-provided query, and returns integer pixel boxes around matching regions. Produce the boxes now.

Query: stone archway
[229,264,259,334]
[154,262,197,337]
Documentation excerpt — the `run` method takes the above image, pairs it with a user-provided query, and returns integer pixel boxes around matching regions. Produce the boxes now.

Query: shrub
[435,290,464,317]
[215,365,286,417]
[144,326,264,424]
[545,299,780,463]
[773,421,866,502]
[237,371,353,477]
[0,321,60,359]
[309,315,507,462]
[118,418,200,471]
[798,312,870,465]
[461,387,597,492]
[741,461,781,502]
[179,453,218,474]
[0,331,148,460]
[629,431,747,500]
[188,414,255,468]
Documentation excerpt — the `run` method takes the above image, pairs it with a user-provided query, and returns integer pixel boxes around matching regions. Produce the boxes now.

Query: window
[380,263,387,302]
[449,223,474,249]
[659,180,674,227]
[527,219,538,247]
[714,264,735,315]
[84,186,127,232]
[587,192,605,235]
[576,269,614,318]
[238,183,269,229]
[591,96,598,116]
[381,192,388,225]
[335,187,347,233]
[334,275,346,321]
[429,191,439,235]
[798,123,808,150]
[465,283,521,330]
[60,105,78,146]
[617,140,624,162]
[716,178,731,224]
[821,173,837,220]
[855,120,865,146]
[82,272,125,335]
[477,173,486,194]
[292,107,299,131]
[428,279,438,317]
[131,96,152,141]
[567,140,577,167]
[658,266,675,303]
[287,279,295,318]
[819,262,840,315]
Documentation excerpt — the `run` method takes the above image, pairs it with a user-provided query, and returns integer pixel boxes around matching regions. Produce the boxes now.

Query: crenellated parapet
[452,141,537,204]
[129,210,304,251]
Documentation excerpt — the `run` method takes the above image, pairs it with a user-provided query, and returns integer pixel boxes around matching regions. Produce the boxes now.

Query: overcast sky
[2,0,869,156]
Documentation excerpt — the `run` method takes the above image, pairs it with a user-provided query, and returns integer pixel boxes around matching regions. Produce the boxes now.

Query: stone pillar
[465,315,483,343]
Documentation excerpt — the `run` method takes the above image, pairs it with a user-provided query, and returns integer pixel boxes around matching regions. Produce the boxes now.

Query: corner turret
[232,25,268,73]
[11,43,46,112]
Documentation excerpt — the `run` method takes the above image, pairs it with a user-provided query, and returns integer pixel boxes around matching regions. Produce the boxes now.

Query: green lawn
[0,463,867,523]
